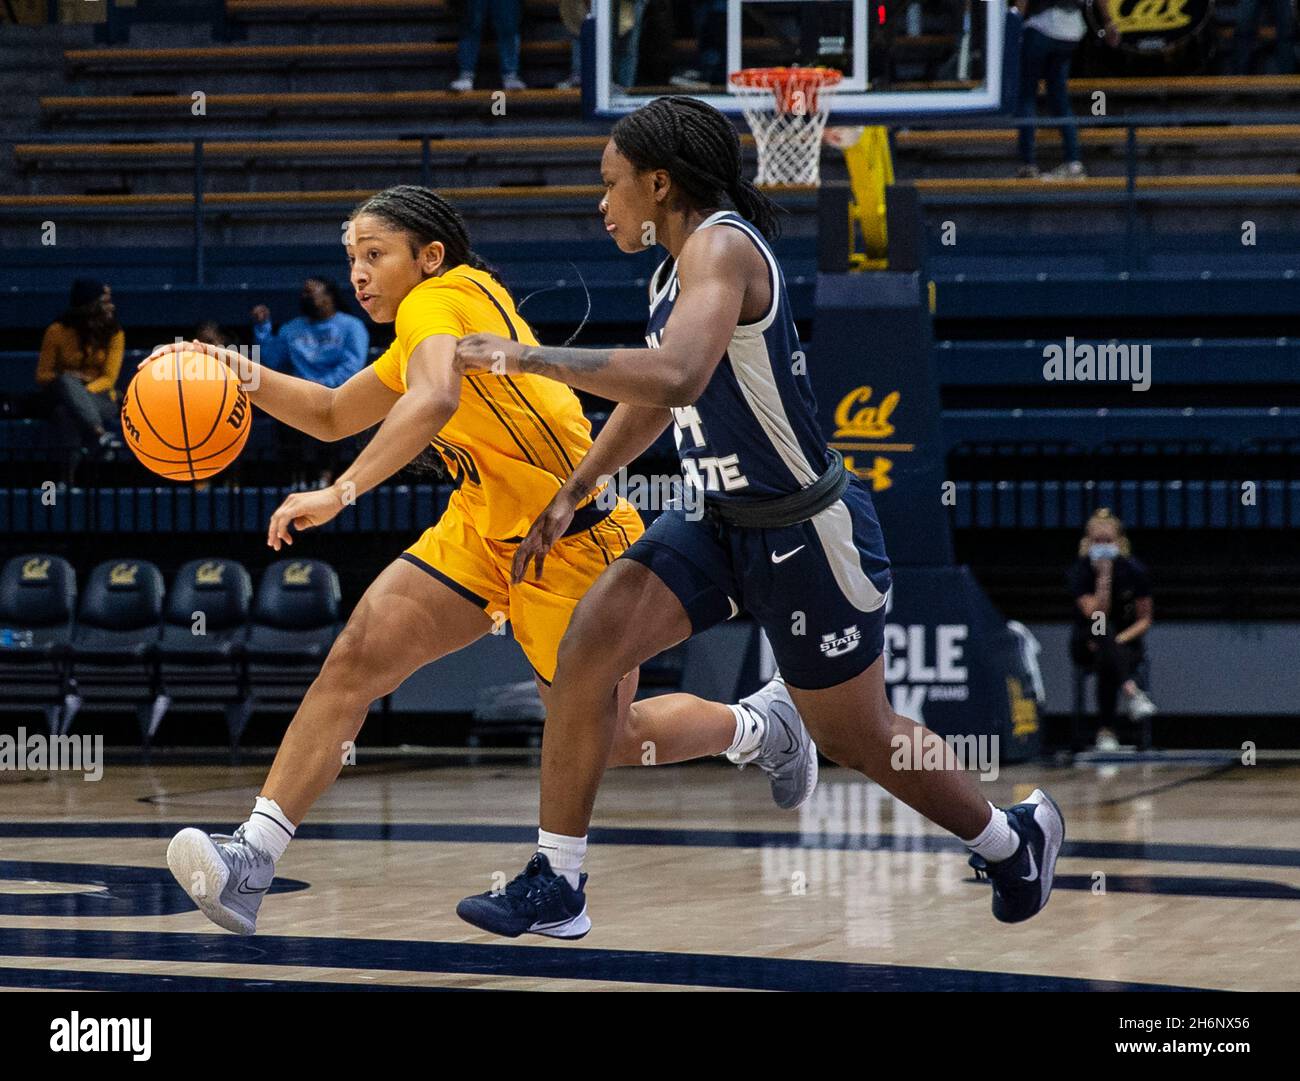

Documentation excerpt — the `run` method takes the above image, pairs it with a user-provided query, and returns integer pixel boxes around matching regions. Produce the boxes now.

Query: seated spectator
[450,0,527,91]
[1233,0,1296,74]
[251,278,368,389]
[1067,508,1157,751]
[35,279,124,461]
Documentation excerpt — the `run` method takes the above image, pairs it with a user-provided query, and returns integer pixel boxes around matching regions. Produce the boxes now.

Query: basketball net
[728,66,843,186]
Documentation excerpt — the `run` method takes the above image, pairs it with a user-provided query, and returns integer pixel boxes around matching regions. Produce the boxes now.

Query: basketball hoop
[728,66,843,186]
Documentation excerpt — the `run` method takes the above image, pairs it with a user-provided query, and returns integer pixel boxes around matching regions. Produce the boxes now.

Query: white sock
[240,796,295,863]
[537,828,586,889]
[963,802,1020,863]
[724,703,766,763]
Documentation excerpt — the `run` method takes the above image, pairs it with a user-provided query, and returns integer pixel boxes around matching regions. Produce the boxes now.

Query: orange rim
[728,66,843,113]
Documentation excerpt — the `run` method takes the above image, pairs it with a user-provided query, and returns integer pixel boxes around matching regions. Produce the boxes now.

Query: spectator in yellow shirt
[36,279,125,460]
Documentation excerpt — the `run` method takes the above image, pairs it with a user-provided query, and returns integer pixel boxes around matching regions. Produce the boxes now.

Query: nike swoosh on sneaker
[1020,845,1039,883]
[778,718,798,755]
[236,878,270,895]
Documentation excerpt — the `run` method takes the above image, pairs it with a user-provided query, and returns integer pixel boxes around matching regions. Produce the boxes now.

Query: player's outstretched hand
[454,332,522,376]
[511,486,580,583]
[267,484,348,551]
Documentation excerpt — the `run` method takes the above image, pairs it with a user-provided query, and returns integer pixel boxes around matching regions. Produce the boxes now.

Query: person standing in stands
[555,0,589,89]
[450,0,527,91]
[251,278,369,389]
[1233,0,1296,74]
[1014,0,1120,179]
[35,278,125,461]
[1067,508,1157,751]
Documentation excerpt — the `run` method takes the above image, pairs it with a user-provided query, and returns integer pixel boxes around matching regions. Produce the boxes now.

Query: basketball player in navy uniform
[452,96,1065,939]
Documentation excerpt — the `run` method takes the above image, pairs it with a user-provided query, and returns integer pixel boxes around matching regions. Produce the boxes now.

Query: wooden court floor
[1,756,1297,991]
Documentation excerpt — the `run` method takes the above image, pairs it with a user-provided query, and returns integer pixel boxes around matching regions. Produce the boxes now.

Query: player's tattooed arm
[517,345,614,378]
[454,332,693,407]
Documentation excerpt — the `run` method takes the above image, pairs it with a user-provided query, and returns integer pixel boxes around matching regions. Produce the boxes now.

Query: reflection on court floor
[1,759,1296,991]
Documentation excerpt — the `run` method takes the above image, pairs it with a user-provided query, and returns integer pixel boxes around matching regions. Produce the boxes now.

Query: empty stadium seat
[230,558,342,749]
[150,558,254,745]
[246,559,340,665]
[63,559,165,736]
[159,558,253,664]
[0,553,77,733]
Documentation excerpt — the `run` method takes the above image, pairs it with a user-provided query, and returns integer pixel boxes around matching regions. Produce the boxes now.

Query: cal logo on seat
[110,563,139,586]
[21,557,50,581]
[195,561,225,585]
[284,562,312,585]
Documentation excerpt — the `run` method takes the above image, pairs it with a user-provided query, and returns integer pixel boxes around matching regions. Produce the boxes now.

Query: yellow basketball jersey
[371,264,599,540]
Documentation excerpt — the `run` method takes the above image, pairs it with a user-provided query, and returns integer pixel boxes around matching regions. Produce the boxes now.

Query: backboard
[585,0,1010,124]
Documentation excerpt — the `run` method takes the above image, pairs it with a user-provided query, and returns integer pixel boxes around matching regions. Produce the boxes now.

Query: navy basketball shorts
[620,476,893,690]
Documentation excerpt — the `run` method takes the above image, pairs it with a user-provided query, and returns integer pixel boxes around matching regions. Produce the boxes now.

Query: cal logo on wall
[811,270,952,565]
[831,385,909,493]
[1087,0,1210,52]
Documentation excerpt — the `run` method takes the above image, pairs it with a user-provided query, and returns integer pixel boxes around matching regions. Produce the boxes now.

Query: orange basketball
[121,350,251,481]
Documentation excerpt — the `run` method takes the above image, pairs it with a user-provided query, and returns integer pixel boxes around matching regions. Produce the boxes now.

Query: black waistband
[499,498,613,544]
[702,449,850,530]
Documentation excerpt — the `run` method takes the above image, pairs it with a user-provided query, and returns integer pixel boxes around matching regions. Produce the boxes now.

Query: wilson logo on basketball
[120,404,141,444]
[226,388,249,430]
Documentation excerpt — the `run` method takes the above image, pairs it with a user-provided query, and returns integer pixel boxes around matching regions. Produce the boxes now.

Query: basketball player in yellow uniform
[153,186,817,935]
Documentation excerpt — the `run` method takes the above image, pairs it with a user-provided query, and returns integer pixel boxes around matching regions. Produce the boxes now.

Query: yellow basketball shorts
[399,496,644,683]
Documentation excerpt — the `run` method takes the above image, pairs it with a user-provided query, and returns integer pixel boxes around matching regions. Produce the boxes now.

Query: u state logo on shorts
[819,625,861,657]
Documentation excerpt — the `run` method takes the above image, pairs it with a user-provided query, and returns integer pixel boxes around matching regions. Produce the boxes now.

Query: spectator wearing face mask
[1067,508,1156,751]
[250,278,369,389]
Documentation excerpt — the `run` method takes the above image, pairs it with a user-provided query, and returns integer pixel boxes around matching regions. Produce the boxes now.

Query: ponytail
[728,177,781,241]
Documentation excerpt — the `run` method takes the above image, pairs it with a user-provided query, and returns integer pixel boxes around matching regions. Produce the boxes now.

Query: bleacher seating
[0,551,344,750]
[0,553,77,733]
[3,3,1299,638]
[60,557,166,736]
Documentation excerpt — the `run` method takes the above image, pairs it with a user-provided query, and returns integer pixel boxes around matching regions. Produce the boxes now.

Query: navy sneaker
[968,788,1065,924]
[456,853,591,939]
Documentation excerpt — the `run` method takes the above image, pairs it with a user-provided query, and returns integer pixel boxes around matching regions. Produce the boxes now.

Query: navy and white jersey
[644,209,831,502]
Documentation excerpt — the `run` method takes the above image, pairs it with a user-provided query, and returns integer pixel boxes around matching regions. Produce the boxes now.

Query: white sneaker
[1127,688,1157,721]
[166,824,275,935]
[1094,728,1120,752]
[502,74,527,91]
[730,676,819,810]
[450,72,474,92]
[1043,161,1087,180]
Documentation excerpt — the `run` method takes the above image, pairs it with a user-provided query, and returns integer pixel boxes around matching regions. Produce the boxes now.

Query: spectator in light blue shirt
[251,278,369,388]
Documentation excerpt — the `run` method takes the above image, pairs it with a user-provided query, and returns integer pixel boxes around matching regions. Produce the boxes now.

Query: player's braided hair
[611,96,782,240]
[350,185,506,286]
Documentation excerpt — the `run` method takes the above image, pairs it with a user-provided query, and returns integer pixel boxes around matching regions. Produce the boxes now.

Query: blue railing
[8,110,1300,281]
